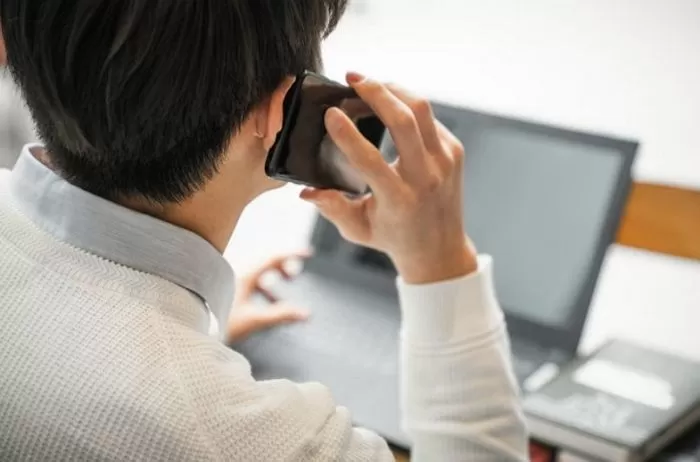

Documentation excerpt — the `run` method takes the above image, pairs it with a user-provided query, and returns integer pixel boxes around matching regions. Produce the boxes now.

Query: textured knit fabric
[0,152,528,461]
[9,146,234,333]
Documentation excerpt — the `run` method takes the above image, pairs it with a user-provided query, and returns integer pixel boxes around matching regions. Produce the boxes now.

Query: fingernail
[299,187,315,199]
[346,72,366,84]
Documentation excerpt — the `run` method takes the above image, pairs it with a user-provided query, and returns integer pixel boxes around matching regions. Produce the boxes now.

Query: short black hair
[0,0,347,202]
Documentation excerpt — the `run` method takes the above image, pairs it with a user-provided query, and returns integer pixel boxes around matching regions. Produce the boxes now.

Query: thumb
[300,188,369,243]
[226,306,310,344]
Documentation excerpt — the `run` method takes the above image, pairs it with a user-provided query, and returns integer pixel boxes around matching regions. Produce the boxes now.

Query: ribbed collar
[9,145,234,333]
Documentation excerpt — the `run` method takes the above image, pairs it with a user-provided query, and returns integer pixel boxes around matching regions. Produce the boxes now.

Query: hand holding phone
[300,73,478,285]
[265,72,386,195]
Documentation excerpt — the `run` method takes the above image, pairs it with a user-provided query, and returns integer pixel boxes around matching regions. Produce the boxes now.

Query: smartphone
[265,71,386,195]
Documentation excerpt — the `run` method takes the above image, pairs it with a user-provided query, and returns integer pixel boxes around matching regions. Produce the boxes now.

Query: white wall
[228,0,700,359]
[324,0,700,188]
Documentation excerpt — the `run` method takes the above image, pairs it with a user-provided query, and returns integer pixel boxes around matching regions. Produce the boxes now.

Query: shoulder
[159,321,367,461]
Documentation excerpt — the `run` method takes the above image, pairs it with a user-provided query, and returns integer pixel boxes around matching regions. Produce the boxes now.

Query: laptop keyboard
[510,338,556,384]
[246,272,401,375]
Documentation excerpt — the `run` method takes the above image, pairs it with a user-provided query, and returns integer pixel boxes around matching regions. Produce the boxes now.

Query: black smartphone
[265,71,386,195]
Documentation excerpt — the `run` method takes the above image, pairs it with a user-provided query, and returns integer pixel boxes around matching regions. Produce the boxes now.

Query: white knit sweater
[0,164,527,461]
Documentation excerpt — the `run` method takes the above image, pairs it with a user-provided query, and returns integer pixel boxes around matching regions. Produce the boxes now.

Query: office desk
[580,245,700,362]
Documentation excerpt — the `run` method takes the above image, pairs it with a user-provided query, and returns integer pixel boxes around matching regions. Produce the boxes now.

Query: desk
[580,245,700,362]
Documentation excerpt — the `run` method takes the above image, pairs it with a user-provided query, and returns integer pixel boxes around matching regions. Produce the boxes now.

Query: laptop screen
[459,123,626,329]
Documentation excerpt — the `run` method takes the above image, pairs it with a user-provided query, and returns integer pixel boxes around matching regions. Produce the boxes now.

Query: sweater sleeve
[183,255,526,461]
[398,255,529,461]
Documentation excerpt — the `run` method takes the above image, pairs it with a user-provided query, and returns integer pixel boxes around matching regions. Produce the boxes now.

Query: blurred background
[230,0,700,359]
[2,0,697,360]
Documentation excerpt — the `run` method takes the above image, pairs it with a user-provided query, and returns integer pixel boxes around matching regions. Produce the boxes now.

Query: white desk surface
[227,187,700,363]
[581,244,700,362]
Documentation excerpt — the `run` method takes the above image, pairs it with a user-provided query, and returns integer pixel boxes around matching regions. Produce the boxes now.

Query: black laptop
[234,102,638,448]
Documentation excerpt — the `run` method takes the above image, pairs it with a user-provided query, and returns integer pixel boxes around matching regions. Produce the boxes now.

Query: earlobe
[261,76,296,150]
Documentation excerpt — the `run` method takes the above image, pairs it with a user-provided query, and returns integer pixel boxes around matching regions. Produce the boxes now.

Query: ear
[255,77,296,151]
[0,24,6,66]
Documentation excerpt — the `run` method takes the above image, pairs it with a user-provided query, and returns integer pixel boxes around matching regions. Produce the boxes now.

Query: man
[0,17,305,355]
[0,1,527,461]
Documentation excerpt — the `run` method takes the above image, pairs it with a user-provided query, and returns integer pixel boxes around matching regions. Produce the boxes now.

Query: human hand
[300,73,477,284]
[226,252,311,343]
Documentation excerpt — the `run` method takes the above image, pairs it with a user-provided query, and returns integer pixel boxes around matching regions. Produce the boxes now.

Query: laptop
[234,102,638,448]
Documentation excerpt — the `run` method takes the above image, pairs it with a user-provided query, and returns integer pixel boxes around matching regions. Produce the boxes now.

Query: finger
[252,305,311,330]
[279,256,307,279]
[345,73,426,168]
[385,84,441,154]
[237,254,305,304]
[254,285,278,304]
[435,120,461,151]
[300,188,371,244]
[251,251,311,283]
[226,306,311,343]
[275,250,312,280]
[235,275,258,301]
[324,108,400,197]
[435,120,465,167]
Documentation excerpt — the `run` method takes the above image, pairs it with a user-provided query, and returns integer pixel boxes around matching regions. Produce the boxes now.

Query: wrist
[392,238,478,285]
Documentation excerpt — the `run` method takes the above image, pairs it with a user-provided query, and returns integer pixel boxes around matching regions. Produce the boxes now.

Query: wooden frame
[616,182,700,261]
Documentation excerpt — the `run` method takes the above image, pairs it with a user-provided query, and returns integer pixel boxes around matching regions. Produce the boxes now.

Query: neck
[33,146,256,254]
[158,193,249,254]
[123,194,248,254]
[145,148,267,253]
[122,167,256,254]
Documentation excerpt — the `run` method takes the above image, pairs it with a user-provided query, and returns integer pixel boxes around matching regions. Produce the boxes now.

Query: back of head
[0,0,347,202]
